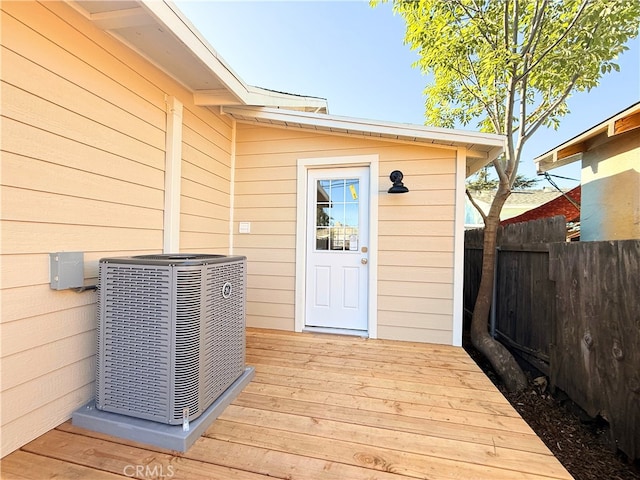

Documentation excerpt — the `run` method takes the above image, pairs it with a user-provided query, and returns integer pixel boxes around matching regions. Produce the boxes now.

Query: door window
[315,179,359,252]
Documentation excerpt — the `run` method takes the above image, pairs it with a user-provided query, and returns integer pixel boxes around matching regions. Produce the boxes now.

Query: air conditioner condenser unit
[95,253,247,426]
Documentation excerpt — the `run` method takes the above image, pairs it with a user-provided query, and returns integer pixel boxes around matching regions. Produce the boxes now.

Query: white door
[305,167,369,331]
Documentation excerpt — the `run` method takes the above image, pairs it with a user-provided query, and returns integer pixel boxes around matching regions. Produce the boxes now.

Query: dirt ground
[463,343,640,480]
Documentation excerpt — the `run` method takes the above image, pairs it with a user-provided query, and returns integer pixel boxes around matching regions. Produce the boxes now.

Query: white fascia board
[140,1,246,103]
[222,105,506,150]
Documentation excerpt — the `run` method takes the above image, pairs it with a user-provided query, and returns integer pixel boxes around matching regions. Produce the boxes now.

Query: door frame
[295,154,379,338]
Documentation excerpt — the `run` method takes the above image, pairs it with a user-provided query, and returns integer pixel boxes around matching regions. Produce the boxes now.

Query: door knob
[361,258,368,265]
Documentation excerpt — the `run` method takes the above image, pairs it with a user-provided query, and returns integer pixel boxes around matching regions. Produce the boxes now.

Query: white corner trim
[228,117,237,254]
[452,147,467,346]
[294,154,379,337]
[163,95,183,254]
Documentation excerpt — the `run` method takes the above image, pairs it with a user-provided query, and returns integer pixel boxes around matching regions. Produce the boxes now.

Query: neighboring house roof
[469,189,565,209]
[223,106,506,173]
[501,186,581,226]
[464,189,565,228]
[535,102,640,172]
[68,0,328,113]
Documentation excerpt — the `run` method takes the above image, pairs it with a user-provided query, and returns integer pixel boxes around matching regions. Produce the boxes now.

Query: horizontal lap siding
[180,109,232,252]
[0,1,232,456]
[234,124,456,343]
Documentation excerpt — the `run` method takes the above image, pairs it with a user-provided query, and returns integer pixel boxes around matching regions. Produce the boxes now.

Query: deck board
[0,328,573,479]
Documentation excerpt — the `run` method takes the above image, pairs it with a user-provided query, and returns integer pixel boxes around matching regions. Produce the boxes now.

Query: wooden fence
[464,217,640,460]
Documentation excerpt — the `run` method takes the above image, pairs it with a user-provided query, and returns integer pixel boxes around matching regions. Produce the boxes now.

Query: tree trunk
[470,185,528,392]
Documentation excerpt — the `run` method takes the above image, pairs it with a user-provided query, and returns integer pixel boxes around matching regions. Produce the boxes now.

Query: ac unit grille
[97,265,172,420]
[96,255,246,425]
[173,269,202,420]
[202,262,246,408]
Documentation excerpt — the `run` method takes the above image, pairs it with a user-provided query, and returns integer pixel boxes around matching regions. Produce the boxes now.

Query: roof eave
[535,102,640,173]
[222,105,506,170]
[68,0,329,112]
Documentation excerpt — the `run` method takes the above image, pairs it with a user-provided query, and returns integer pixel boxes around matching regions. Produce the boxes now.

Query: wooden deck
[1,328,572,479]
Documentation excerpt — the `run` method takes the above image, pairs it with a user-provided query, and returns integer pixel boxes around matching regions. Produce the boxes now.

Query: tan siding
[2,358,94,425]
[3,82,165,168]
[182,178,230,207]
[2,330,96,391]
[247,274,296,291]
[2,187,162,230]
[378,220,454,237]
[1,120,165,191]
[377,326,453,344]
[1,285,96,325]
[378,296,453,316]
[180,105,232,252]
[2,48,165,149]
[234,124,457,342]
[1,384,94,460]
[180,214,228,235]
[1,307,97,357]
[247,261,296,278]
[378,281,453,300]
[1,222,163,255]
[0,1,232,456]
[179,232,229,252]
[2,151,163,209]
[379,204,455,221]
[379,266,454,284]
[379,235,454,252]
[249,289,295,305]
[241,316,295,331]
[1,7,166,128]
[377,311,452,331]
[1,254,50,289]
[380,251,454,268]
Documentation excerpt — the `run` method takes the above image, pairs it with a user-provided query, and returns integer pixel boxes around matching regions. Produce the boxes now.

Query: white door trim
[295,155,379,338]
[452,148,466,347]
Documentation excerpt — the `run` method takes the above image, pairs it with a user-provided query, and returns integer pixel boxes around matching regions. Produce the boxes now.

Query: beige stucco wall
[580,129,640,241]
[0,1,232,457]
[234,123,458,345]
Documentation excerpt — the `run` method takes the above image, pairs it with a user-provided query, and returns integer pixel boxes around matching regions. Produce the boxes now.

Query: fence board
[548,240,640,460]
[463,216,565,368]
[495,246,554,367]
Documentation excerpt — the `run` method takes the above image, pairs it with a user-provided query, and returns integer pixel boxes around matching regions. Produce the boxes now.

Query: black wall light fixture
[388,170,409,194]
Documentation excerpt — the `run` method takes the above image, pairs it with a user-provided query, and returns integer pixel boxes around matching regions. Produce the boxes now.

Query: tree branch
[457,0,498,49]
[512,68,528,187]
[465,52,501,132]
[520,0,547,58]
[504,0,510,52]
[512,0,519,54]
[466,189,488,224]
[516,0,590,82]
[522,73,580,142]
[522,14,601,142]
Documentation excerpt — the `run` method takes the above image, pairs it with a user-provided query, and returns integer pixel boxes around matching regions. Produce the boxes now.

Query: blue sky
[176,1,639,188]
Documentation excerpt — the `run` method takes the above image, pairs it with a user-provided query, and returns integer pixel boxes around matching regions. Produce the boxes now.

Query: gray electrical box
[50,252,84,290]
